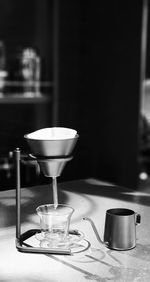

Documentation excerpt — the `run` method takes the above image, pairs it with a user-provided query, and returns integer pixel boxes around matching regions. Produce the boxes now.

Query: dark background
[58,1,142,189]
[0,0,143,189]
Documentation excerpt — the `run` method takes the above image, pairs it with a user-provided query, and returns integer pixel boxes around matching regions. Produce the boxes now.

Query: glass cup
[36,204,74,247]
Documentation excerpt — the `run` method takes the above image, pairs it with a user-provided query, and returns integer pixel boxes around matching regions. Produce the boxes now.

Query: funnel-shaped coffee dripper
[30,155,73,177]
[24,127,78,157]
[24,127,79,177]
[24,127,79,207]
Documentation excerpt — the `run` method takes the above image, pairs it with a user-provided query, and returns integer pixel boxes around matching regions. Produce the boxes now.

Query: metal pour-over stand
[14,133,81,255]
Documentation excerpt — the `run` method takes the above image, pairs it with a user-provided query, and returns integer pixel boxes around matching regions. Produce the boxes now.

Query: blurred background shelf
[0,0,58,189]
[0,94,52,104]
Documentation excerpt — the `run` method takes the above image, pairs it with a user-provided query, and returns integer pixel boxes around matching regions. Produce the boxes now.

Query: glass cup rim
[36,203,74,215]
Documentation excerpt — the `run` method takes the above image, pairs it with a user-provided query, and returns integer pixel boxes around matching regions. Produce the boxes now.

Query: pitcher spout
[82,217,105,245]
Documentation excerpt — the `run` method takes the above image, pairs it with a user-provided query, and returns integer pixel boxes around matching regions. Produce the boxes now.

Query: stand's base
[16,229,90,255]
[16,229,71,255]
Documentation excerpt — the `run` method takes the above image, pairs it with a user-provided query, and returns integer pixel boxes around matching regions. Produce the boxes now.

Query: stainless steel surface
[37,156,73,177]
[24,127,79,157]
[14,148,21,240]
[24,128,78,177]
[83,210,141,251]
[25,134,78,157]
[83,217,104,245]
[104,208,140,250]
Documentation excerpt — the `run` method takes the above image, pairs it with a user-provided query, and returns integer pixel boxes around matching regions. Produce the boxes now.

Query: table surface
[0,178,150,282]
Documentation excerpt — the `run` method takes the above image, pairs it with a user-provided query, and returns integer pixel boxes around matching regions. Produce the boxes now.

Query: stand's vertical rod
[52,176,58,208]
[14,148,21,239]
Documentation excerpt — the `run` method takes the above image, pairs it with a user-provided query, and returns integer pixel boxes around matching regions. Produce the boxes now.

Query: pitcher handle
[135,213,141,225]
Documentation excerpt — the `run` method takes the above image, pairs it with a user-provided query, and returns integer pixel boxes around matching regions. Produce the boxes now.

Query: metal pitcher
[83,208,141,250]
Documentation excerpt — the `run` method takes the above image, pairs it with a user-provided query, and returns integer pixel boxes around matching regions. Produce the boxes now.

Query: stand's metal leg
[14,148,21,240]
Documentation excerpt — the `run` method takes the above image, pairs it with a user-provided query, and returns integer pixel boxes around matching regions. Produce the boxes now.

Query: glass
[20,48,41,96]
[36,204,74,247]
